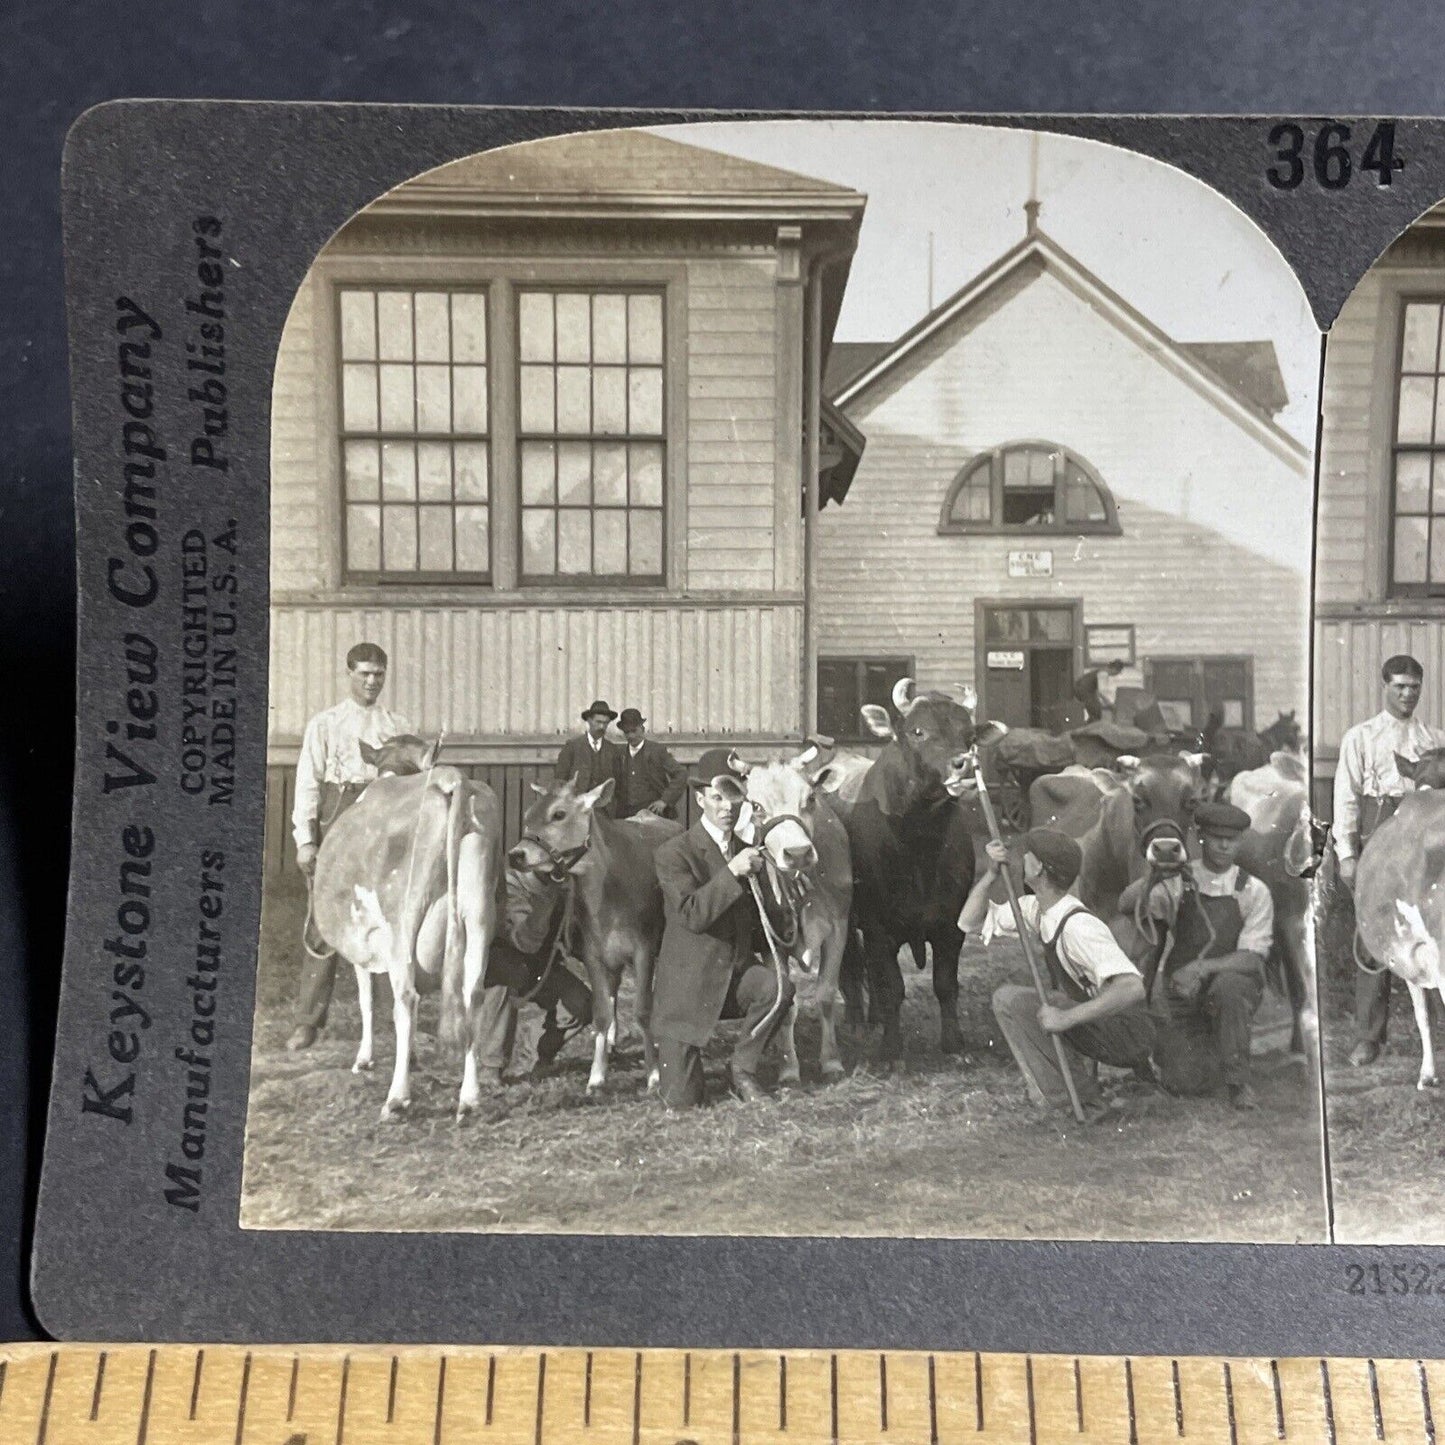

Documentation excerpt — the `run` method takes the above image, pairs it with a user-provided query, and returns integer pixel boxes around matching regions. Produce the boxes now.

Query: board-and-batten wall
[818,264,1311,726]
[268,228,806,759]
[1315,234,1445,786]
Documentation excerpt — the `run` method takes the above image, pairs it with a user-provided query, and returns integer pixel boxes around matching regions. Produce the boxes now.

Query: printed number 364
[1267,120,1403,190]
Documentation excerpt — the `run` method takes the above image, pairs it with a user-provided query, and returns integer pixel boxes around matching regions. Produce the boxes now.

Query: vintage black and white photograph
[1315,203,1445,1243]
[239,119,1326,1241]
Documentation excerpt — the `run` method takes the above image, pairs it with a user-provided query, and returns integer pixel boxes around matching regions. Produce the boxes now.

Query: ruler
[0,1344,1438,1444]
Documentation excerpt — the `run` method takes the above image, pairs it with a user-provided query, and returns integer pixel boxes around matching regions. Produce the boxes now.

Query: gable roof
[832,229,1308,468]
[373,129,867,222]
[824,341,893,398]
[1179,342,1288,419]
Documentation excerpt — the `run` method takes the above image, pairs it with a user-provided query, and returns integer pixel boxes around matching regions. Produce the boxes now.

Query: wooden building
[265,130,865,872]
[1314,204,1445,813]
[814,227,1314,743]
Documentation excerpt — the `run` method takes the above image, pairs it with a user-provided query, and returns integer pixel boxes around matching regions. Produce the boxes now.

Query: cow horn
[960,684,978,713]
[791,743,820,770]
[727,749,752,776]
[892,676,920,716]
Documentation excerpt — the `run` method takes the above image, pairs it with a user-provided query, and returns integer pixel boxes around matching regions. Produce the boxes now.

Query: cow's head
[736,755,821,874]
[1113,751,1210,869]
[1397,749,1445,790]
[359,734,441,776]
[860,678,1007,798]
[509,774,612,876]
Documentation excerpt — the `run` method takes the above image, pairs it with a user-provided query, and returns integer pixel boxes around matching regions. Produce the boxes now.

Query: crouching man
[959,829,1154,1124]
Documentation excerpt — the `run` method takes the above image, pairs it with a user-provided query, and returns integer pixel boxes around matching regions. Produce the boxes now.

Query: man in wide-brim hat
[616,706,687,820]
[554,699,624,816]
[649,748,795,1108]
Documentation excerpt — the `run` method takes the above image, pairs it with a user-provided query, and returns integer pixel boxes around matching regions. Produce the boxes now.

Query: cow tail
[437,775,470,1055]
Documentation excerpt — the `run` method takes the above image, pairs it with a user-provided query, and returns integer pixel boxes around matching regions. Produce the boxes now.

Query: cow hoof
[778,1066,802,1088]
[821,1059,846,1082]
[380,1097,411,1122]
[646,1070,660,1093]
[586,1078,606,1095]
[1420,1076,1440,1091]
[939,1023,966,1056]
[351,1059,374,1075]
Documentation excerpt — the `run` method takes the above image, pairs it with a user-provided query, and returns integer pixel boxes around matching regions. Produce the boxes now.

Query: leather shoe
[286,1025,318,1052]
[728,1070,766,1104]
[1349,1041,1381,1067]
[1228,1082,1259,1111]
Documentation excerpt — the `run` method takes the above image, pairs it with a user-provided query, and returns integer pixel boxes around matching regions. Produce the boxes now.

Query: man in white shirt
[1121,801,1273,1109]
[1334,654,1445,1065]
[959,828,1154,1124]
[287,642,409,1051]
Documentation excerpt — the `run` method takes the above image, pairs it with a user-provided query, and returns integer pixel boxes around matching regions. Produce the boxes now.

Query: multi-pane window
[940,443,1118,533]
[1391,298,1445,594]
[818,657,913,742]
[338,288,491,579]
[517,289,666,581]
[1145,657,1252,732]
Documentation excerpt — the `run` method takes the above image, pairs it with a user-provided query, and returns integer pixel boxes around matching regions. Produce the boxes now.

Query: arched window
[938,443,1120,535]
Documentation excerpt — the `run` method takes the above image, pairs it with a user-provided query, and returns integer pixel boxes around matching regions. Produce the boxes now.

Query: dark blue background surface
[6,0,1445,1343]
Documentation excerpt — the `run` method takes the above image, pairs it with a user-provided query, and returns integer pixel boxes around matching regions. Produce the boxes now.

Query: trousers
[656,962,795,1108]
[992,984,1155,1112]
[1158,970,1264,1091]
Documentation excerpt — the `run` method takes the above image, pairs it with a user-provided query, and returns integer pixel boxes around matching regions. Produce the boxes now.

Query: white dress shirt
[1333,709,1445,859]
[1012,893,1141,995]
[291,696,409,848]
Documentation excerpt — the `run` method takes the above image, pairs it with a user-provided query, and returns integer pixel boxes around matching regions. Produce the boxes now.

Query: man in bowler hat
[555,700,625,815]
[649,748,795,1107]
[616,707,686,819]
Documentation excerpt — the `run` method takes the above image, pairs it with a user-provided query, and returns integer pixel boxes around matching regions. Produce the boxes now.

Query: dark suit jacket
[618,739,686,818]
[650,822,759,1047]
[555,734,624,813]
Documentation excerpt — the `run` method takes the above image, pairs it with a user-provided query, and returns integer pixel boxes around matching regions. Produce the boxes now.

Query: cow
[309,736,505,1121]
[729,748,855,1080]
[1026,752,1208,920]
[1202,709,1303,795]
[822,678,1004,1062]
[1354,748,1445,1090]
[1229,749,1318,1054]
[509,775,681,1092]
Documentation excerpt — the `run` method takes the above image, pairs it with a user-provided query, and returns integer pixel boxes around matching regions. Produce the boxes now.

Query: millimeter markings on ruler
[0,1344,1441,1444]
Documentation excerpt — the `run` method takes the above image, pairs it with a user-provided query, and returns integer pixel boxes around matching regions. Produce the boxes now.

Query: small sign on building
[1084,624,1136,666]
[1007,549,1054,578]
[986,650,1026,670]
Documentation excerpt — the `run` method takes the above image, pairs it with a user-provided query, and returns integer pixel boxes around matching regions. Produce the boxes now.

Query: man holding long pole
[958,825,1154,1125]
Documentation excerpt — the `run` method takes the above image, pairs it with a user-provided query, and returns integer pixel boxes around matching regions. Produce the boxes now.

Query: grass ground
[1318,878,1445,1243]
[241,882,1327,1241]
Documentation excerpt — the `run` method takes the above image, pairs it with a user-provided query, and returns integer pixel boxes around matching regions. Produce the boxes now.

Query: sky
[651,120,1320,447]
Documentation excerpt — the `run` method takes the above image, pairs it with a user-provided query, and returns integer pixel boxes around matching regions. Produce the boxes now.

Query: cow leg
[1279,920,1312,1057]
[456,831,499,1120]
[633,946,660,1093]
[586,965,617,1093]
[840,927,868,1042]
[816,918,849,1080]
[352,965,375,1073]
[382,972,418,1120]
[775,998,802,1086]
[1410,981,1439,1090]
[863,926,905,1063]
[931,925,965,1056]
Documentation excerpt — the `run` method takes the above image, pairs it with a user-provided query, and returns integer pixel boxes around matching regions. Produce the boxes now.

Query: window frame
[512,283,668,588]
[317,257,688,600]
[1387,293,1445,598]
[1142,654,1254,732]
[817,655,916,743]
[938,441,1121,537]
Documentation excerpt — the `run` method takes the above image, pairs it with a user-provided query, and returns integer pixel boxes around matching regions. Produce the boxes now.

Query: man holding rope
[650,749,796,1108]
[959,829,1154,1124]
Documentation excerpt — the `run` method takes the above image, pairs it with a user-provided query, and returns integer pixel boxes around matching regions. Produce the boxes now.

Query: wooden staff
[971,750,1087,1123]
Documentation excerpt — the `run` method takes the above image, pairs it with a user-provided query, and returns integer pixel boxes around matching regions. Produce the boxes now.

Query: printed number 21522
[1345,1262,1445,1296]
[1267,120,1403,191]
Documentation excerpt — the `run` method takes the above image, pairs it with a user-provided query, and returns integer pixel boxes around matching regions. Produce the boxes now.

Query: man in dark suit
[650,749,795,1107]
[555,700,624,815]
[616,707,686,819]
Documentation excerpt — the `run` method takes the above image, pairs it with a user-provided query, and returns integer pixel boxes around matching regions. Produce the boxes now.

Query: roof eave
[369,191,868,224]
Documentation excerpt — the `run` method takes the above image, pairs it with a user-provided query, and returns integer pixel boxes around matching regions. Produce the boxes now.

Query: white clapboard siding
[268,602,802,744]
[820,263,1311,726]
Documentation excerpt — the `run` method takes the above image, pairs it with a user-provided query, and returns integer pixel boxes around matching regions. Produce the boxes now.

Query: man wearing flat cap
[1122,801,1273,1110]
[616,707,686,820]
[1334,654,1445,1065]
[649,748,795,1108]
[555,700,625,816]
[959,828,1154,1124]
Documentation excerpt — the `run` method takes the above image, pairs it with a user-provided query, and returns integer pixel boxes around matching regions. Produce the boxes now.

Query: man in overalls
[959,828,1154,1124]
[1334,654,1445,1065]
[1123,801,1274,1110]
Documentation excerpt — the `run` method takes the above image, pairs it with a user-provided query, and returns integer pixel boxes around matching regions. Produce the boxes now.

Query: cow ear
[358,741,380,765]
[528,783,548,796]
[1178,750,1207,772]
[960,684,979,713]
[582,777,616,811]
[790,742,821,771]
[976,720,1008,746]
[861,704,895,739]
[421,738,442,770]
[1396,751,1419,782]
[727,749,752,777]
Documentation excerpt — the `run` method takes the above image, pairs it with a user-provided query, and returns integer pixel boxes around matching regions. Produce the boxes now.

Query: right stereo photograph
[1317,200,1445,1243]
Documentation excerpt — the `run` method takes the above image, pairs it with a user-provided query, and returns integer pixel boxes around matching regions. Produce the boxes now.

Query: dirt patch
[241,882,1326,1241]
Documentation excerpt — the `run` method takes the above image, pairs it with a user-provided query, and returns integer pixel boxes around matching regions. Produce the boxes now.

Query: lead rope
[747,869,792,1041]
[517,873,577,1005]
